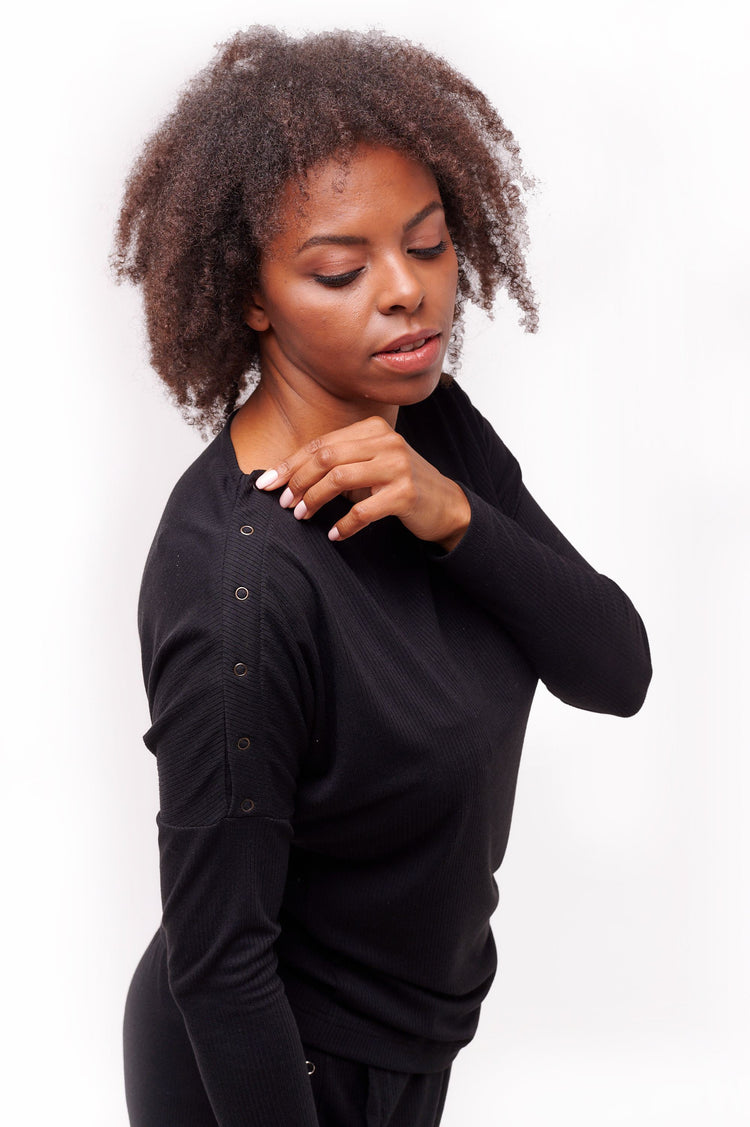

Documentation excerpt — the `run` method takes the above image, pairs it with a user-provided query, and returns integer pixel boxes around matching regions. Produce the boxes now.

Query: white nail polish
[255,469,278,489]
[294,500,307,519]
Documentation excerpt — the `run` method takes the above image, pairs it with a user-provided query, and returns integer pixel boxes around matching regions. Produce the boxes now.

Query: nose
[375,254,424,316]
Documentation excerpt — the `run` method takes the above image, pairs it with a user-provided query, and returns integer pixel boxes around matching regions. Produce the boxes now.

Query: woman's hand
[254,415,471,550]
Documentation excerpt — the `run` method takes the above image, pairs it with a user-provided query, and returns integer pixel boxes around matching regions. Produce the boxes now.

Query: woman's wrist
[432,480,471,552]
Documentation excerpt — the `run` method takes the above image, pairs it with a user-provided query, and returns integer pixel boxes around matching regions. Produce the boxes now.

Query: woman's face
[245,144,459,413]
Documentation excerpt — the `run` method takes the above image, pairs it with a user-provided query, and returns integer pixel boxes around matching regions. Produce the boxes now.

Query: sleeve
[140,519,320,1126]
[422,400,653,718]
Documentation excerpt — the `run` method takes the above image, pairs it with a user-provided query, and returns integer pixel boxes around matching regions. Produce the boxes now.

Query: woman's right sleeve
[139,514,321,1126]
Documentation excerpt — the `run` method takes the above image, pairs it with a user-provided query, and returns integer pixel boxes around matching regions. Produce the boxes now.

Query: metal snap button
[240,798,254,812]
[240,525,254,536]
[237,737,250,750]
[306,1059,315,1075]
[233,662,248,677]
[235,587,249,600]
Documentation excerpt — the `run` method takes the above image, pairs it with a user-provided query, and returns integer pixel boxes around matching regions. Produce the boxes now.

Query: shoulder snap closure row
[226,502,265,818]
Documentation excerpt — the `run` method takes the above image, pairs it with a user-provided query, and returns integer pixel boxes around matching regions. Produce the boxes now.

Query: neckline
[222,408,270,484]
[222,402,412,485]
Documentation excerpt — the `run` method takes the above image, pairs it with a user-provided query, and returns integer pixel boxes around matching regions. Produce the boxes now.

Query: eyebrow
[296,201,444,253]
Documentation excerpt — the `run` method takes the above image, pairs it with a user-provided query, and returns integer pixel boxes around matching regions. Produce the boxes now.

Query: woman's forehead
[271,144,442,244]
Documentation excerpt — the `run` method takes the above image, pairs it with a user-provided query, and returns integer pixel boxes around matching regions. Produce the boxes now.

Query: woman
[113,27,652,1127]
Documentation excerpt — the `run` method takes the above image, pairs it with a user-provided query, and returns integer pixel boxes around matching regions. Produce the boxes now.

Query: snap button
[237,737,250,750]
[235,587,249,601]
[240,525,254,536]
[240,798,255,812]
[233,662,248,677]
[306,1060,315,1075]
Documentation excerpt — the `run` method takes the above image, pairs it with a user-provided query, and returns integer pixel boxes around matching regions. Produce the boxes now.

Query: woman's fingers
[290,459,395,522]
[325,487,401,542]
[254,418,397,502]
[279,439,380,509]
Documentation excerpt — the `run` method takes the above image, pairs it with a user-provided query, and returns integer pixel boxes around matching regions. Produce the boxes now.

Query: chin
[394,367,444,398]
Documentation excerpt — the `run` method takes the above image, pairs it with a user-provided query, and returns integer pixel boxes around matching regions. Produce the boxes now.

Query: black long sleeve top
[137,377,652,1126]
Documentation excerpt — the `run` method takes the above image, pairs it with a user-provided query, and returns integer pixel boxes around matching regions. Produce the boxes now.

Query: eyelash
[313,240,449,288]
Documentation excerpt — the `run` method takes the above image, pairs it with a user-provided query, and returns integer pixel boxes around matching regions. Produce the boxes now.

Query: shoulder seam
[156,810,292,831]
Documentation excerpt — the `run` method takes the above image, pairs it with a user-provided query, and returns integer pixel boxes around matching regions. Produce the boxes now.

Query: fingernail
[328,526,340,541]
[294,500,307,519]
[255,469,278,489]
[279,487,294,508]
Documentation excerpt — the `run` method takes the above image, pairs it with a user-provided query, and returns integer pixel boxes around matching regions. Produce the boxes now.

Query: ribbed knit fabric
[137,377,652,1126]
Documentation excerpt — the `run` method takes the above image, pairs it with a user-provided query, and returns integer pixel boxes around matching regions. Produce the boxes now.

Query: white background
[3,1,748,1123]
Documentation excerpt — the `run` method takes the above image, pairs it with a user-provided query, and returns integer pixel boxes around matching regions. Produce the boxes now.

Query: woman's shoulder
[142,414,296,564]
[138,421,320,646]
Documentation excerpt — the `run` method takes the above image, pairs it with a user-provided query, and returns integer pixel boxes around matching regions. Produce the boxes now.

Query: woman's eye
[409,240,448,259]
[313,268,363,288]
[312,241,447,286]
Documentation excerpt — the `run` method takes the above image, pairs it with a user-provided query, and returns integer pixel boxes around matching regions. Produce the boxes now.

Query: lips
[373,330,440,356]
[371,331,442,374]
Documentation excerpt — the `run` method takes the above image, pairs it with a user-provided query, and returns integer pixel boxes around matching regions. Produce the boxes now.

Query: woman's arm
[156,814,318,1126]
[421,395,653,717]
[139,507,320,1127]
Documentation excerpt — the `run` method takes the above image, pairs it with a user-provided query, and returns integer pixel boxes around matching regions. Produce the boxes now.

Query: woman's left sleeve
[422,417,653,717]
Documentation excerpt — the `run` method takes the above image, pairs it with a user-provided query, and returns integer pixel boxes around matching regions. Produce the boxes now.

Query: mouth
[373,330,441,356]
[371,331,442,373]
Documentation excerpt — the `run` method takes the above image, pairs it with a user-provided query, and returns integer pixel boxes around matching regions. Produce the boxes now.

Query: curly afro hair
[110,27,539,436]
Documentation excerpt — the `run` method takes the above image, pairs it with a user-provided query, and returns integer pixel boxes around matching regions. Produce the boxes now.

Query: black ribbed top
[138,377,652,1125]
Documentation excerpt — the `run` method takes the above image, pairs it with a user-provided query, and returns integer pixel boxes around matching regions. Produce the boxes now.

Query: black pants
[302,1045,451,1126]
[123,927,452,1127]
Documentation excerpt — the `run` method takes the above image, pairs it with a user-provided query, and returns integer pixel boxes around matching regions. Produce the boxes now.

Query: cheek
[266,280,324,336]
[273,295,351,362]
[296,303,340,344]
[298,291,367,345]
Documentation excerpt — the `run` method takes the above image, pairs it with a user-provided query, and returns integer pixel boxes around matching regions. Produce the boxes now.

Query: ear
[244,290,270,333]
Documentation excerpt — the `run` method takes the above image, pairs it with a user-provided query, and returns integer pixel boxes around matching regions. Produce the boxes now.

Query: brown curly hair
[110,27,539,437]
